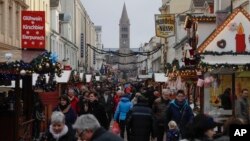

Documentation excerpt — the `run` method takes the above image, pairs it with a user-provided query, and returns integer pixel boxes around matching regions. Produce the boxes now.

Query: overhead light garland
[0,51,63,91]
[200,50,250,56]
[198,62,250,72]
[87,44,162,57]
[114,58,148,65]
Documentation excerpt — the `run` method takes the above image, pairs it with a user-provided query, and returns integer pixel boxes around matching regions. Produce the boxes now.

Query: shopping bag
[111,121,120,134]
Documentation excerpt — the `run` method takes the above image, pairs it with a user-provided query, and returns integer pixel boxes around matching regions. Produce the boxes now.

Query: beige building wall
[169,0,192,14]
[0,0,28,62]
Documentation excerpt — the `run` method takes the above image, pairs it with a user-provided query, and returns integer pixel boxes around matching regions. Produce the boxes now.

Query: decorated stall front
[197,7,250,125]
[0,51,62,141]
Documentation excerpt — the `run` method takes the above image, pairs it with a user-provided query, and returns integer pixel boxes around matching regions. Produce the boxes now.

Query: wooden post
[15,75,20,141]
[232,73,235,116]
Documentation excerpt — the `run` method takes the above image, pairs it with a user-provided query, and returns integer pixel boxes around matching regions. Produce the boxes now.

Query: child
[166,120,180,141]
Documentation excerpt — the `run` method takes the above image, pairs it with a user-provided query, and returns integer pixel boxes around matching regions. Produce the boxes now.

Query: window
[121,34,128,38]
[121,27,128,32]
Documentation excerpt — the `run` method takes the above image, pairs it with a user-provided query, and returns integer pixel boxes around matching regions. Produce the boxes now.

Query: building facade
[0,0,28,62]
[159,0,217,69]
[52,0,96,71]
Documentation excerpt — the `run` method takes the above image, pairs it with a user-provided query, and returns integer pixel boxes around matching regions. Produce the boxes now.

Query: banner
[155,14,175,38]
[22,11,45,50]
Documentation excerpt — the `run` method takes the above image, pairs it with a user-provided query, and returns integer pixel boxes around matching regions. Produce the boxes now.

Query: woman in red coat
[113,90,123,112]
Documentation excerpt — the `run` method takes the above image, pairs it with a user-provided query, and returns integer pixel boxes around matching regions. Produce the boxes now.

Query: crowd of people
[37,81,249,141]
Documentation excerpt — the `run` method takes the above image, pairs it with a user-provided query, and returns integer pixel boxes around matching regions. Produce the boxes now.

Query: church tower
[118,3,137,79]
[119,3,130,49]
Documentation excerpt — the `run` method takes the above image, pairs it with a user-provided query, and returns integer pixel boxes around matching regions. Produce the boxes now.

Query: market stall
[197,7,250,126]
[0,51,62,141]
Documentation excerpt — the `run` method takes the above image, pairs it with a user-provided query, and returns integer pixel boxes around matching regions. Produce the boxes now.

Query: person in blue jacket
[114,93,133,139]
[165,89,194,139]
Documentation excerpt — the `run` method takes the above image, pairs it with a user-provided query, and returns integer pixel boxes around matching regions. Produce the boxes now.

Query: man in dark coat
[73,114,123,141]
[126,96,156,141]
[165,90,194,139]
[152,89,171,141]
[99,90,114,128]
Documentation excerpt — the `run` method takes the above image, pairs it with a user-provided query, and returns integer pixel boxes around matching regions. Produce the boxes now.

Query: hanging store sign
[21,11,45,50]
[155,14,175,38]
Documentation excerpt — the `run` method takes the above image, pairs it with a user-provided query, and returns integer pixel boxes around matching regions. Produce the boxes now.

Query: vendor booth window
[204,74,233,125]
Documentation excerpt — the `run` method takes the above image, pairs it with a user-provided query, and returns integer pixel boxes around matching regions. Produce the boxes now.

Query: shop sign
[21,11,45,50]
[155,14,175,38]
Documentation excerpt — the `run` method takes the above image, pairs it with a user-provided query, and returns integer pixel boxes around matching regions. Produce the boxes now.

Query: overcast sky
[81,0,162,48]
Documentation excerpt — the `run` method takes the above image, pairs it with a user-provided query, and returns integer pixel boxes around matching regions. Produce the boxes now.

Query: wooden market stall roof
[198,7,250,54]
[197,7,250,71]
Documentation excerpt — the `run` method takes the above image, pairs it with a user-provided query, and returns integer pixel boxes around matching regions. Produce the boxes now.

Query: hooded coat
[114,96,132,121]
[166,99,194,138]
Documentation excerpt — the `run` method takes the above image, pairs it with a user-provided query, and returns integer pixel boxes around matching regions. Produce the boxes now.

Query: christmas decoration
[198,7,250,53]
[217,39,226,49]
[0,51,62,91]
[235,23,246,53]
[183,43,192,60]
[200,50,250,55]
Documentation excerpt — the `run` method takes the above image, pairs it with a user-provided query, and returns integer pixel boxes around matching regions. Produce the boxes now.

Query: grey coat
[235,97,250,123]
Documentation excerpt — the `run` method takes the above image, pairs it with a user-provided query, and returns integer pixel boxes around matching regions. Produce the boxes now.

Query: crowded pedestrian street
[1,0,250,141]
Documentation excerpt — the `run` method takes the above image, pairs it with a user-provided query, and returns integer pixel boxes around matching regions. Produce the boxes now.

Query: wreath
[217,39,226,49]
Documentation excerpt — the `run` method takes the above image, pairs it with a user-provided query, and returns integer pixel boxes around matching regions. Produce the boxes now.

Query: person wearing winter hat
[183,114,217,141]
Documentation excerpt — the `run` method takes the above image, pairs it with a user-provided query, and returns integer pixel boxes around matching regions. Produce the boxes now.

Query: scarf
[49,124,68,140]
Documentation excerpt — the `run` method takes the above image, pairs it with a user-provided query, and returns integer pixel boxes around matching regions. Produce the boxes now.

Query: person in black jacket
[88,92,109,129]
[73,114,123,141]
[219,88,232,110]
[165,90,194,139]
[40,111,76,141]
[99,90,114,128]
[54,95,77,135]
[126,96,156,141]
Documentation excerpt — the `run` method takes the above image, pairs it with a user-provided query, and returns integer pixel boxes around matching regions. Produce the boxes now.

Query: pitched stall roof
[198,7,250,53]
[197,7,250,65]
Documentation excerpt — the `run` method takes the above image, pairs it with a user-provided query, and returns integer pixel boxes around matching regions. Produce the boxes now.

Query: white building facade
[159,0,217,69]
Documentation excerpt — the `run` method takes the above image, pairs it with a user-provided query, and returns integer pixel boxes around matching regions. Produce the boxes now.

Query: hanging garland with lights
[200,50,250,56]
[114,58,148,65]
[165,59,198,79]
[198,62,250,72]
[0,51,63,91]
[87,44,162,57]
